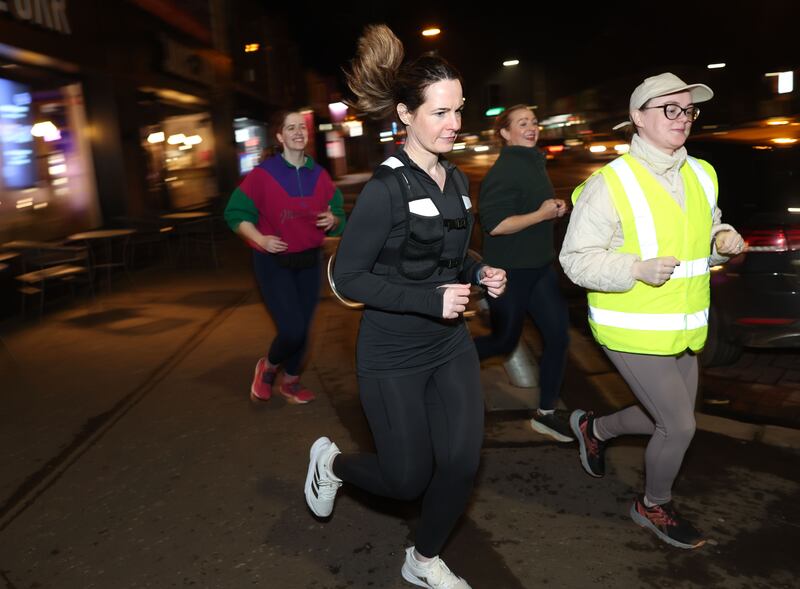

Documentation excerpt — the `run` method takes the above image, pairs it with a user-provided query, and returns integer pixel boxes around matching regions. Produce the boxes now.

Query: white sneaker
[400,547,471,589]
[304,436,342,517]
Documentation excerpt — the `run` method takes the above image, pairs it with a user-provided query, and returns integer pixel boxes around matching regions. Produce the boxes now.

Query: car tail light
[735,317,795,326]
[742,226,800,252]
[545,145,564,153]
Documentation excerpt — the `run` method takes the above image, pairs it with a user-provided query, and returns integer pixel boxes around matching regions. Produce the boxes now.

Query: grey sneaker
[570,410,607,477]
[630,495,706,549]
[304,437,342,518]
[530,409,574,442]
[401,547,471,589]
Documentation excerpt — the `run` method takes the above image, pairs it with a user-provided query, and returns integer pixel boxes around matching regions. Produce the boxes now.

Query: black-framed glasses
[641,104,701,121]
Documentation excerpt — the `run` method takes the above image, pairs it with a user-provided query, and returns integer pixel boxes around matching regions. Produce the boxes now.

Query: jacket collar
[502,145,546,162]
[630,134,687,176]
[278,153,314,170]
[396,148,455,171]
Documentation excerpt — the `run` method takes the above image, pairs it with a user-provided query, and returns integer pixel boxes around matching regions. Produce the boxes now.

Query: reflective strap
[609,158,659,260]
[589,306,709,331]
[381,156,404,169]
[671,257,710,279]
[685,157,716,216]
[408,198,439,217]
[462,195,472,210]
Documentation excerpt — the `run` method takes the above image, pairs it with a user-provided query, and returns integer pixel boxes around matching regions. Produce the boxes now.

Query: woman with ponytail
[303,25,506,589]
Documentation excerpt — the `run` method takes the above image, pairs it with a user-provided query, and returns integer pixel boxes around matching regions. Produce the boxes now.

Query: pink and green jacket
[224,154,345,253]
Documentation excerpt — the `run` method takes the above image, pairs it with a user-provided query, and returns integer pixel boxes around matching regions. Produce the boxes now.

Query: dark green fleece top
[479,145,556,269]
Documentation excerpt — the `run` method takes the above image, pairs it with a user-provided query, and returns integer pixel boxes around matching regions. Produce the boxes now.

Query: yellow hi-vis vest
[571,154,718,355]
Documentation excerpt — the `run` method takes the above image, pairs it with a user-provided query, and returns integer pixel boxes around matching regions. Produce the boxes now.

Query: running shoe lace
[646,504,677,527]
[583,420,599,455]
[426,557,459,588]
[316,477,341,500]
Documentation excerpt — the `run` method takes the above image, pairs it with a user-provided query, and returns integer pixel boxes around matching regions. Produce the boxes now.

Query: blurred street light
[244,43,260,53]
[422,28,441,37]
[765,71,794,94]
[707,63,726,69]
[503,60,520,67]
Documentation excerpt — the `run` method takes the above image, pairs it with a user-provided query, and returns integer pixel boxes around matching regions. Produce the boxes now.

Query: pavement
[0,238,798,588]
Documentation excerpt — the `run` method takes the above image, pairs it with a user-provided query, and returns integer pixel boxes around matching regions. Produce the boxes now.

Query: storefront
[0,3,101,242]
[0,1,239,243]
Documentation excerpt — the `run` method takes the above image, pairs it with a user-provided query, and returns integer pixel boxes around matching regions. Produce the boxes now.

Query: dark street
[1,241,797,588]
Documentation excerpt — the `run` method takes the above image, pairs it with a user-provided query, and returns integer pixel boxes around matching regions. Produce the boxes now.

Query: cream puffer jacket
[559,134,734,293]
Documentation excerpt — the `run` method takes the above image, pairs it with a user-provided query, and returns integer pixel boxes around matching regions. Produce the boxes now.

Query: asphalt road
[0,243,797,588]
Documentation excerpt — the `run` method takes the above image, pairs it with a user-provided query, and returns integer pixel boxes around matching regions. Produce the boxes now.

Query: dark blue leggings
[252,250,321,376]
[473,263,569,410]
[333,347,484,557]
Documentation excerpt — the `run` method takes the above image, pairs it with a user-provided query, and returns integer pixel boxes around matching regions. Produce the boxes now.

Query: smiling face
[500,107,539,147]
[276,112,308,152]
[398,78,463,156]
[632,90,694,154]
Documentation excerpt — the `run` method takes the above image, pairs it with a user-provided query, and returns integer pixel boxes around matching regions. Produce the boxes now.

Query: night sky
[282,0,797,96]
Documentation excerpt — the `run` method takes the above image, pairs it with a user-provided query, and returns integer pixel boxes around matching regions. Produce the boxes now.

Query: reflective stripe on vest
[588,306,708,331]
[685,156,716,216]
[671,257,709,280]
[609,158,659,260]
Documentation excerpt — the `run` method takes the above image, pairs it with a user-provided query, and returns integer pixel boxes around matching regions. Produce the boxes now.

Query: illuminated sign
[0,0,72,34]
[0,78,36,189]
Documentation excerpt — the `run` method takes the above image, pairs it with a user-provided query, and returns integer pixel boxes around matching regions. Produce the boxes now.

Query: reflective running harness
[374,156,473,280]
[571,154,718,355]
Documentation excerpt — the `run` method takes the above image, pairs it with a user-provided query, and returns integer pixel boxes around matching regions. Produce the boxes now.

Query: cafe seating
[114,216,174,268]
[13,244,94,318]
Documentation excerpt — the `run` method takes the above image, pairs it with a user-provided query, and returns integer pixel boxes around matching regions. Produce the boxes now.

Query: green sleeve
[327,187,346,237]
[224,186,259,232]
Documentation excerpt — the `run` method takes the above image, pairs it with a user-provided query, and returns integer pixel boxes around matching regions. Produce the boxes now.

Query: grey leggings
[595,349,698,504]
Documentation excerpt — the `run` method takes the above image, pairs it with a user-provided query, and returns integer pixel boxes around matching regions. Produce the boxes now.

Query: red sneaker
[250,358,276,402]
[279,379,315,404]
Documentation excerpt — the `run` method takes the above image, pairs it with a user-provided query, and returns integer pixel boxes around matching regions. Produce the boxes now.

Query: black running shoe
[530,410,574,442]
[570,409,606,477]
[630,495,706,549]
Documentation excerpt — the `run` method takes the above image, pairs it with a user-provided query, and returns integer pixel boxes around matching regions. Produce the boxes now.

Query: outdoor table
[67,229,136,289]
[160,212,211,221]
[160,212,217,267]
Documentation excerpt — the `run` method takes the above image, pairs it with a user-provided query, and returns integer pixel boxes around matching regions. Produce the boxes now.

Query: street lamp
[422,27,440,37]
[503,59,520,67]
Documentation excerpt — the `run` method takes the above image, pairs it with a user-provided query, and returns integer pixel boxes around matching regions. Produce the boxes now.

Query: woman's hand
[715,229,745,256]
[479,266,507,298]
[537,198,568,220]
[439,283,471,319]
[255,234,288,253]
[316,207,337,232]
[631,256,680,286]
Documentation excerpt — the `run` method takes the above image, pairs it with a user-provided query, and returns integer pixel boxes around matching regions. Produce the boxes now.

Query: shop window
[142,112,216,210]
[0,79,101,242]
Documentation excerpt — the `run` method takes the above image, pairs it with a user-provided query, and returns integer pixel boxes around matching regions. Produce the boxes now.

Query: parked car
[688,118,800,366]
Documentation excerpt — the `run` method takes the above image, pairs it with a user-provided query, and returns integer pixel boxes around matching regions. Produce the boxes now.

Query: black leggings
[333,347,484,557]
[473,264,569,410]
[252,250,320,375]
